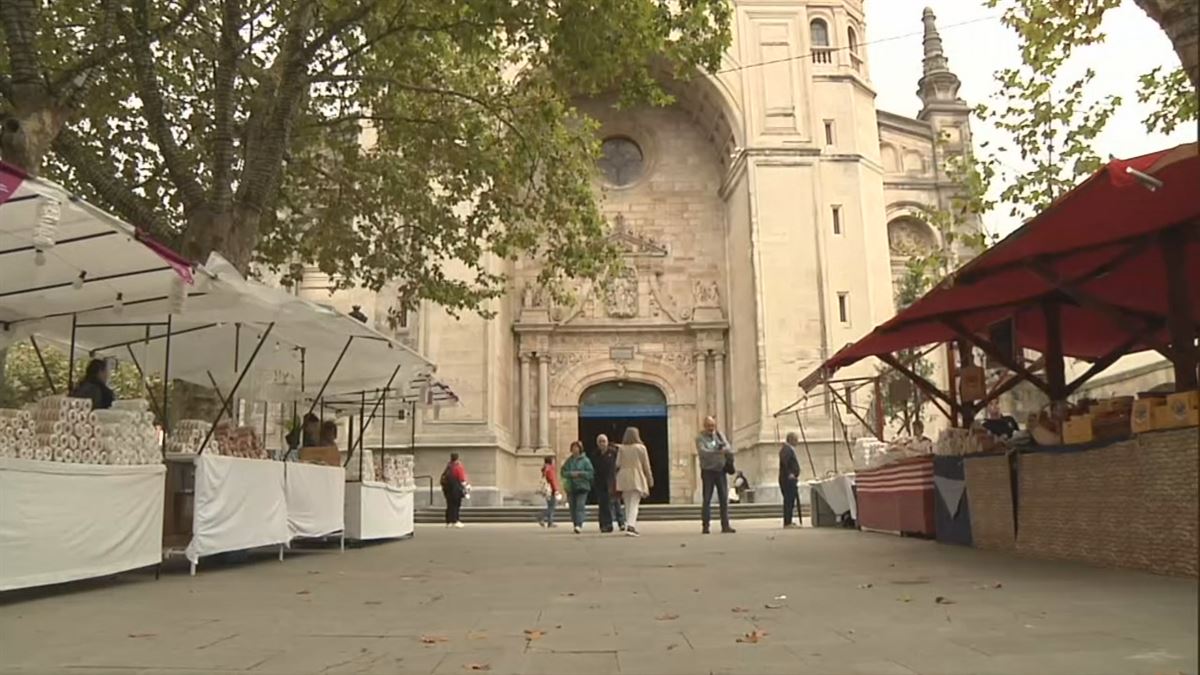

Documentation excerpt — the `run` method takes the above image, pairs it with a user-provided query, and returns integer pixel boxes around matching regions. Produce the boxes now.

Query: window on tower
[810,19,832,64]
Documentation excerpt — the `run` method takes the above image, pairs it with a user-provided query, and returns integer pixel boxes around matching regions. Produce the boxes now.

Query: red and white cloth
[855,456,935,535]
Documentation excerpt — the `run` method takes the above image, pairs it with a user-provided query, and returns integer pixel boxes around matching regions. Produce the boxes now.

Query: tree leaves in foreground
[0,0,732,319]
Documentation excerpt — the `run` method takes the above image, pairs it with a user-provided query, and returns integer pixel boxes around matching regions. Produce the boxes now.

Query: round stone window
[597,136,645,187]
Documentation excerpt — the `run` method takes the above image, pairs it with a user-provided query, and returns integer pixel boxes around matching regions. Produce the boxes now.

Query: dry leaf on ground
[127,633,156,639]
[731,607,750,614]
[935,596,955,605]
[857,583,873,589]
[464,664,490,671]
[561,592,575,597]
[656,613,680,621]
[736,629,768,644]
[764,603,784,610]
[667,643,679,651]
[296,590,311,595]
[523,629,546,641]
[468,632,489,641]
[420,634,449,645]
[897,595,912,603]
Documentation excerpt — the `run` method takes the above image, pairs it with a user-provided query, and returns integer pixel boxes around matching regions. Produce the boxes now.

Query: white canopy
[1,165,434,404]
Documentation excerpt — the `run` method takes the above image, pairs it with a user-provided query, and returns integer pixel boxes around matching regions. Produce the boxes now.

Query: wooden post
[1043,301,1066,401]
[1161,227,1198,390]
[873,377,885,440]
[957,338,977,427]
[944,343,960,427]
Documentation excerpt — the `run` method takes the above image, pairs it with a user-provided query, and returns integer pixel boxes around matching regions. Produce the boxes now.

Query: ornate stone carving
[693,280,720,308]
[549,351,585,377]
[604,272,639,318]
[888,218,936,256]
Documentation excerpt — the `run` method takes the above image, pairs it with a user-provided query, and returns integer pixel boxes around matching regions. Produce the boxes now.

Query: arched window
[810,19,830,47]
[847,26,859,53]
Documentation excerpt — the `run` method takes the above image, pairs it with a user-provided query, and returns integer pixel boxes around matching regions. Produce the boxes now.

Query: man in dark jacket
[779,432,803,528]
[592,434,625,533]
[70,359,115,410]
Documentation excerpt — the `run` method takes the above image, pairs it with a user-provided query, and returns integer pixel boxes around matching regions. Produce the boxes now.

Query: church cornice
[877,110,934,139]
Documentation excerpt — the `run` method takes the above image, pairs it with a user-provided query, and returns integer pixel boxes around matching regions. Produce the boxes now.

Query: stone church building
[304,2,973,505]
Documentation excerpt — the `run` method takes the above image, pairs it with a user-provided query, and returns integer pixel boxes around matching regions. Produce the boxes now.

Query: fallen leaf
[993,582,1004,589]
[562,592,575,597]
[693,588,700,593]
[935,596,955,605]
[555,625,562,629]
[736,629,768,644]
[523,629,545,641]
[296,590,311,595]
[420,634,448,645]
[897,595,912,603]
[464,664,491,672]
[656,613,680,621]
[468,632,488,641]
[731,607,750,613]
[764,603,784,610]
[364,601,382,606]
[679,543,687,548]
[127,633,156,639]
[857,583,873,589]
[666,643,679,651]
[306,570,320,575]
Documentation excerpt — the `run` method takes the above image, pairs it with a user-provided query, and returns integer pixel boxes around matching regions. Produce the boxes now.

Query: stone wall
[963,454,1016,551]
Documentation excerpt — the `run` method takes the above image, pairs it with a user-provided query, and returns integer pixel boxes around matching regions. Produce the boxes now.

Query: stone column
[537,354,550,450]
[518,354,532,450]
[713,351,727,429]
[694,351,708,425]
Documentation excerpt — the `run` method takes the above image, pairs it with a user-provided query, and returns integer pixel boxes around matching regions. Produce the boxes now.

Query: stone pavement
[1,520,1196,675]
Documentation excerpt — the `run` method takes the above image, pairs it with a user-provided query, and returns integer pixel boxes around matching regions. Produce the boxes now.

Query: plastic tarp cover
[806,474,858,520]
[285,463,345,539]
[0,458,165,591]
[344,481,414,541]
[186,454,288,563]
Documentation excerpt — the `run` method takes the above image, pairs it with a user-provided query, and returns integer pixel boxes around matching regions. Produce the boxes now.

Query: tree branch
[210,0,244,209]
[118,0,207,213]
[53,129,170,239]
[1,0,43,91]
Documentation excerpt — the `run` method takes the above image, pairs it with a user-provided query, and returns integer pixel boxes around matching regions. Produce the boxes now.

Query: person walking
[440,452,468,528]
[538,456,561,528]
[596,434,625,532]
[615,427,654,537]
[696,416,736,534]
[560,441,594,534]
[780,432,803,528]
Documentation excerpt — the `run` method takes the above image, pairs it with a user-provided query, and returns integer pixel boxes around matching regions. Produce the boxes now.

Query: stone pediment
[610,214,667,258]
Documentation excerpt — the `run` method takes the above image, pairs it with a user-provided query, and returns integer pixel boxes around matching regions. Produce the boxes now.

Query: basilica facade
[303,2,973,505]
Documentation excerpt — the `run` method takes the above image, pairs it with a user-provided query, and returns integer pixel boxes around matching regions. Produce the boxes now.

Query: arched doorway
[578,381,670,504]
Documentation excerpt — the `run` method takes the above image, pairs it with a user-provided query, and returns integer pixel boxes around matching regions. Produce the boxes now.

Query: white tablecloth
[185,454,288,564]
[806,474,857,520]
[0,457,165,591]
[285,462,345,539]
[345,481,414,541]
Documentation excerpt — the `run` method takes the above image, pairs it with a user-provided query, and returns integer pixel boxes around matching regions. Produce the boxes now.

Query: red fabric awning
[801,143,1200,391]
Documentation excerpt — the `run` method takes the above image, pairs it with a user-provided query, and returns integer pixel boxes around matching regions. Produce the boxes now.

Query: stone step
[415,503,805,524]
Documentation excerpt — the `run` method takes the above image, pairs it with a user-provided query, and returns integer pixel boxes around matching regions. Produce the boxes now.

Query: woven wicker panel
[964,455,1015,551]
[1018,429,1198,577]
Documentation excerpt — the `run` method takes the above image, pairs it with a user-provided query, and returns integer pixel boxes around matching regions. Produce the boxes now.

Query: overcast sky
[865,0,1197,236]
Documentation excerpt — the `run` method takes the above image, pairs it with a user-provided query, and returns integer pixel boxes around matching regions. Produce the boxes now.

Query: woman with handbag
[440,453,468,528]
[560,441,594,534]
[615,426,654,537]
[538,456,561,528]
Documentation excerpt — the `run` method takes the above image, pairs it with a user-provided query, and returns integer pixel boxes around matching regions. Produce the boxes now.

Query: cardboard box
[1132,399,1163,433]
[1159,391,1199,429]
[1062,415,1094,445]
[300,445,341,467]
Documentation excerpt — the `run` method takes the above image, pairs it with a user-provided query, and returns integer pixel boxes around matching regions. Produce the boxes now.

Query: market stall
[797,144,1199,575]
[1,164,191,590]
[804,473,857,527]
[285,461,346,544]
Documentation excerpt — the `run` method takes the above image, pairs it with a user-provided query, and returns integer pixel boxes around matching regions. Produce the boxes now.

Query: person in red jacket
[440,453,469,528]
[538,456,561,528]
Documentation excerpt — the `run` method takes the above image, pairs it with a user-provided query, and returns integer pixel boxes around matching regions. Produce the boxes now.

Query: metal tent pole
[196,323,274,455]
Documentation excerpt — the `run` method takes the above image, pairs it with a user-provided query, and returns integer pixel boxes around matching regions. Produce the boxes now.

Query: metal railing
[415,474,435,506]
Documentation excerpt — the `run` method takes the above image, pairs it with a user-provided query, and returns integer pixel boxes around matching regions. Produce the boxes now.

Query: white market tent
[1,162,437,585]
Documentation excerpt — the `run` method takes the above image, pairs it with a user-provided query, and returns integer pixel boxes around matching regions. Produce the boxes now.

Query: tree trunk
[0,99,68,176]
[179,205,262,273]
[1134,0,1200,90]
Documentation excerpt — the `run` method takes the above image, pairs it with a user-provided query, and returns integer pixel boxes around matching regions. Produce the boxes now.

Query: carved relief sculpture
[605,272,639,318]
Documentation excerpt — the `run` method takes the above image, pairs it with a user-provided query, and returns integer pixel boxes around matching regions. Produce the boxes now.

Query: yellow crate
[1062,415,1094,445]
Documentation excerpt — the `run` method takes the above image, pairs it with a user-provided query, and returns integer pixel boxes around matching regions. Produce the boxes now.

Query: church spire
[917,7,964,115]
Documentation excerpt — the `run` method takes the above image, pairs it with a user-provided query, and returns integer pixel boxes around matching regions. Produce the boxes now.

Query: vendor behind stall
[70,358,114,410]
[319,420,338,449]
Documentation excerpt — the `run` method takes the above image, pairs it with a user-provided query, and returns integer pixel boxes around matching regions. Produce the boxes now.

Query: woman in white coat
[615,426,654,537]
